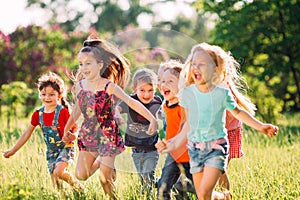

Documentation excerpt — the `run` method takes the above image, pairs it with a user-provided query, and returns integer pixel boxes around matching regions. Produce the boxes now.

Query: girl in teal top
[156,43,278,200]
[181,85,236,143]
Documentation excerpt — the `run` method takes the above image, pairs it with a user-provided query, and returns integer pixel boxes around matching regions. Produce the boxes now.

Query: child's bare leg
[53,162,83,190]
[50,173,63,190]
[218,173,230,191]
[95,156,117,182]
[91,156,101,174]
[218,158,231,191]
[192,171,203,198]
[75,151,98,180]
[99,156,116,199]
[193,166,223,200]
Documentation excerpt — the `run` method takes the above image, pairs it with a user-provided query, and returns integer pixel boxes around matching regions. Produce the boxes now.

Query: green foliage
[245,74,283,122]
[1,0,297,125]
[1,81,34,129]
[1,81,32,106]
[200,0,300,112]
[27,0,153,33]
[2,180,34,200]
[0,25,87,88]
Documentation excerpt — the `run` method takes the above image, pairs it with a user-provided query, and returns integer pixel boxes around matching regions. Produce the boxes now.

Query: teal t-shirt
[180,84,236,143]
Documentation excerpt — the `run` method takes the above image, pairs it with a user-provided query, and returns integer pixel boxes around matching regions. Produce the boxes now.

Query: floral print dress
[77,81,125,157]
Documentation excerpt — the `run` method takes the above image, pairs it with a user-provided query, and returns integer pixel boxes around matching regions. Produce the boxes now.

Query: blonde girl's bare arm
[230,106,278,137]
[3,125,35,158]
[107,83,157,134]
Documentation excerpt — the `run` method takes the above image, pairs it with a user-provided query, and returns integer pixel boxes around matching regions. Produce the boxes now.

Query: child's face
[39,86,60,108]
[161,70,179,103]
[134,81,155,104]
[78,52,102,80]
[191,50,216,86]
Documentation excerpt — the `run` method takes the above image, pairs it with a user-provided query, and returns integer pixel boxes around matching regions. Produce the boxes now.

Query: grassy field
[0,113,299,199]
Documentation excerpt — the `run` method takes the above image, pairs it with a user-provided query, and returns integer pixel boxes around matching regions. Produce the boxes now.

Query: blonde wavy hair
[179,43,256,115]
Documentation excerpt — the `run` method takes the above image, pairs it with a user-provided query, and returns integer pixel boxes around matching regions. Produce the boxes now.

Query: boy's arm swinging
[107,82,157,135]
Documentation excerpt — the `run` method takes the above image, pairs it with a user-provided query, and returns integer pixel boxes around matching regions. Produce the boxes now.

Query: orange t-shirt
[164,102,189,163]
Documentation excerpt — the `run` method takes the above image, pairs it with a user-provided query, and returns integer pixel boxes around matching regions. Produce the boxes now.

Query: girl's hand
[3,150,15,158]
[62,130,76,143]
[155,138,176,153]
[146,119,158,135]
[260,124,278,137]
[114,107,124,125]
[155,139,167,152]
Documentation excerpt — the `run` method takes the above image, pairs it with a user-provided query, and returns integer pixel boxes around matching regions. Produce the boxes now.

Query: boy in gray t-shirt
[117,68,162,193]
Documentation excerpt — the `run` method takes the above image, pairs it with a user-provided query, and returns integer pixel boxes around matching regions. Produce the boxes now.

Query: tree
[197,0,300,113]
[26,0,153,33]
[0,25,85,88]
[1,82,33,130]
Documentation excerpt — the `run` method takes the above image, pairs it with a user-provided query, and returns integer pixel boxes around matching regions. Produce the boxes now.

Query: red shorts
[228,127,244,161]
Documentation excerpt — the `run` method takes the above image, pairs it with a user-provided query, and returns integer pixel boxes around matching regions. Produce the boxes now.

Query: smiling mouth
[194,73,202,80]
[164,90,171,96]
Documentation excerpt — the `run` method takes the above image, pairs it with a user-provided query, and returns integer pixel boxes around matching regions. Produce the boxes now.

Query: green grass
[0,114,299,199]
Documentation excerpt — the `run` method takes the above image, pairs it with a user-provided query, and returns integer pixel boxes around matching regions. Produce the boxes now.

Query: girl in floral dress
[63,35,157,199]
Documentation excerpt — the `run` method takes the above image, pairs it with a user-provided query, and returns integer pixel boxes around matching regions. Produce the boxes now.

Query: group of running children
[3,35,278,200]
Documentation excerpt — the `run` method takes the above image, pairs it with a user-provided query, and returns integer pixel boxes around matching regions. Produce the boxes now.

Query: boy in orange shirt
[156,61,194,200]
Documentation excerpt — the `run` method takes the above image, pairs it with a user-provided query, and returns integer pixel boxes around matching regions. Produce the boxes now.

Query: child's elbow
[231,107,241,117]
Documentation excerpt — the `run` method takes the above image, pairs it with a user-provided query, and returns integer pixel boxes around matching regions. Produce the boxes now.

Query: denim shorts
[187,141,228,174]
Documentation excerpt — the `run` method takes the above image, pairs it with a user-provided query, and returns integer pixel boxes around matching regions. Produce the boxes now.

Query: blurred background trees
[199,0,300,115]
[0,0,299,123]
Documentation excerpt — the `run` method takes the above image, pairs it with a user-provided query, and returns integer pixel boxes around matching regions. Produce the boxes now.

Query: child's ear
[132,86,136,93]
[98,61,104,68]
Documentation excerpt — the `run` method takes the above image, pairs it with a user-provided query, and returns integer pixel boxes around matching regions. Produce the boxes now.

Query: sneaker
[154,177,160,188]
[173,178,195,193]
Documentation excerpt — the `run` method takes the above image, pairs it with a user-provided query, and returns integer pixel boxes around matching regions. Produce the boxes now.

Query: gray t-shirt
[118,94,162,150]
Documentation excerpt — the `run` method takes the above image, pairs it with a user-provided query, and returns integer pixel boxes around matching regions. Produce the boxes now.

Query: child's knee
[75,171,89,181]
[52,167,64,178]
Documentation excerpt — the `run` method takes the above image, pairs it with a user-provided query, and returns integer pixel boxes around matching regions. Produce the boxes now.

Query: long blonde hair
[179,43,256,115]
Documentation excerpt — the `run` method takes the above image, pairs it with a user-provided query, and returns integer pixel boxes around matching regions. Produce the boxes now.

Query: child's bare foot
[73,181,84,192]
[72,182,85,198]
[223,191,232,200]
[213,190,231,200]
